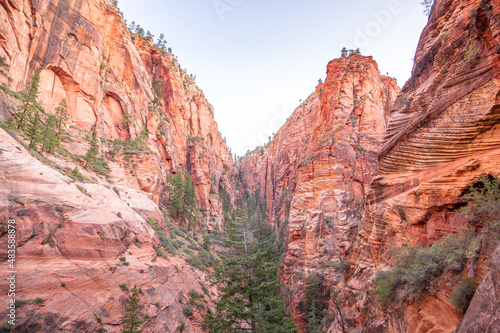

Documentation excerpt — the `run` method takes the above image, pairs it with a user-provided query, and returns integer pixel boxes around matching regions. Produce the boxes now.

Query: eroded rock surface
[239,54,399,331]
[0,0,237,231]
[0,129,213,332]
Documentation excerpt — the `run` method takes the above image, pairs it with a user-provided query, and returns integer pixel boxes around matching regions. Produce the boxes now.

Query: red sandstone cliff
[240,0,500,331]
[346,0,500,331]
[0,0,237,230]
[0,0,237,331]
[239,54,400,331]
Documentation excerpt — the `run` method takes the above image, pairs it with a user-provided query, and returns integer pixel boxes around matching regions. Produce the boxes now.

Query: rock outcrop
[0,0,237,331]
[0,0,237,230]
[239,54,400,331]
[344,0,500,331]
[455,246,500,333]
[0,128,213,332]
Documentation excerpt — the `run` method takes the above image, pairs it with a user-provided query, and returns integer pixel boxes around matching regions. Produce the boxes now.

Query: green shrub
[375,232,471,305]
[154,244,168,259]
[450,279,477,313]
[189,289,203,299]
[69,167,90,182]
[119,283,129,292]
[92,157,110,176]
[327,260,350,274]
[158,233,176,255]
[182,304,193,317]
[461,174,500,234]
[374,270,401,306]
[173,240,184,249]
[186,254,207,272]
[187,243,200,251]
[199,282,209,295]
[14,298,43,308]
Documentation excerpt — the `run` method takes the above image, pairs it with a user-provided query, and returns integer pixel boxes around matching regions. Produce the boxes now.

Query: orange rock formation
[240,54,400,331]
[0,0,237,331]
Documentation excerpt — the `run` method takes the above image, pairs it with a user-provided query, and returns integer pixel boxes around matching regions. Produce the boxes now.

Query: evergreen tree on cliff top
[205,208,298,333]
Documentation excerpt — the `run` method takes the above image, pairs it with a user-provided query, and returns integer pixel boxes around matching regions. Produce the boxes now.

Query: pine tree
[169,173,185,221]
[54,98,69,135]
[122,285,144,333]
[421,0,434,16]
[4,117,15,130]
[183,174,199,230]
[129,21,136,32]
[206,209,298,333]
[85,127,99,168]
[157,33,167,52]
[24,108,43,150]
[305,277,324,333]
[0,56,10,79]
[41,114,59,153]
[16,67,41,130]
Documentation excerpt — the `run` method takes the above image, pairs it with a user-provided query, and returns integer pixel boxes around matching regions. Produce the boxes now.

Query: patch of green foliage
[122,285,144,333]
[375,232,472,306]
[167,173,200,230]
[450,279,477,313]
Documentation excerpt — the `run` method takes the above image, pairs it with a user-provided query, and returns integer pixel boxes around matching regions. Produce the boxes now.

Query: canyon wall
[347,0,500,331]
[239,54,400,331]
[0,128,213,332]
[0,0,238,331]
[0,0,237,229]
[241,0,500,332]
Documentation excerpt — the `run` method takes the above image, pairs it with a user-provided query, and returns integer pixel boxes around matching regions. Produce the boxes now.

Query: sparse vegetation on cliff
[450,278,477,313]
[375,231,471,306]
[376,174,500,307]
[167,173,200,230]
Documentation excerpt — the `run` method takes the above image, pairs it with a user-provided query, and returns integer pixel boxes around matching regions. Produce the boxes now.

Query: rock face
[0,0,237,230]
[0,129,213,332]
[0,0,237,331]
[455,246,500,333]
[239,54,399,331]
[346,0,500,331]
[240,0,500,331]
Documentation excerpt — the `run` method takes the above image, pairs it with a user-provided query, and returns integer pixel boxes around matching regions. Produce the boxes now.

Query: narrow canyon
[0,0,499,332]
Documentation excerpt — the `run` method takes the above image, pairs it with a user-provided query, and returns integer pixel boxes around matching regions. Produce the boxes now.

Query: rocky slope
[240,0,500,332]
[0,128,214,332]
[239,54,400,331]
[0,0,237,230]
[346,0,500,331]
[0,0,238,331]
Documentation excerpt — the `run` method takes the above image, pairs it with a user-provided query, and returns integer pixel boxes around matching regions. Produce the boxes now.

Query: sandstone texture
[346,0,500,331]
[0,128,214,332]
[0,0,238,231]
[239,54,399,331]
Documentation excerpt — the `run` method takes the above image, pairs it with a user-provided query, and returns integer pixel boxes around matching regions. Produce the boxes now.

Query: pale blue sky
[118,0,429,155]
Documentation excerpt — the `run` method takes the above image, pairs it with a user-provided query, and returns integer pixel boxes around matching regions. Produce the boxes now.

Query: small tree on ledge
[122,285,144,333]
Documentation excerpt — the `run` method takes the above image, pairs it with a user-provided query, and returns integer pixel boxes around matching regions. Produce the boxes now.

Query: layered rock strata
[239,54,399,331]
